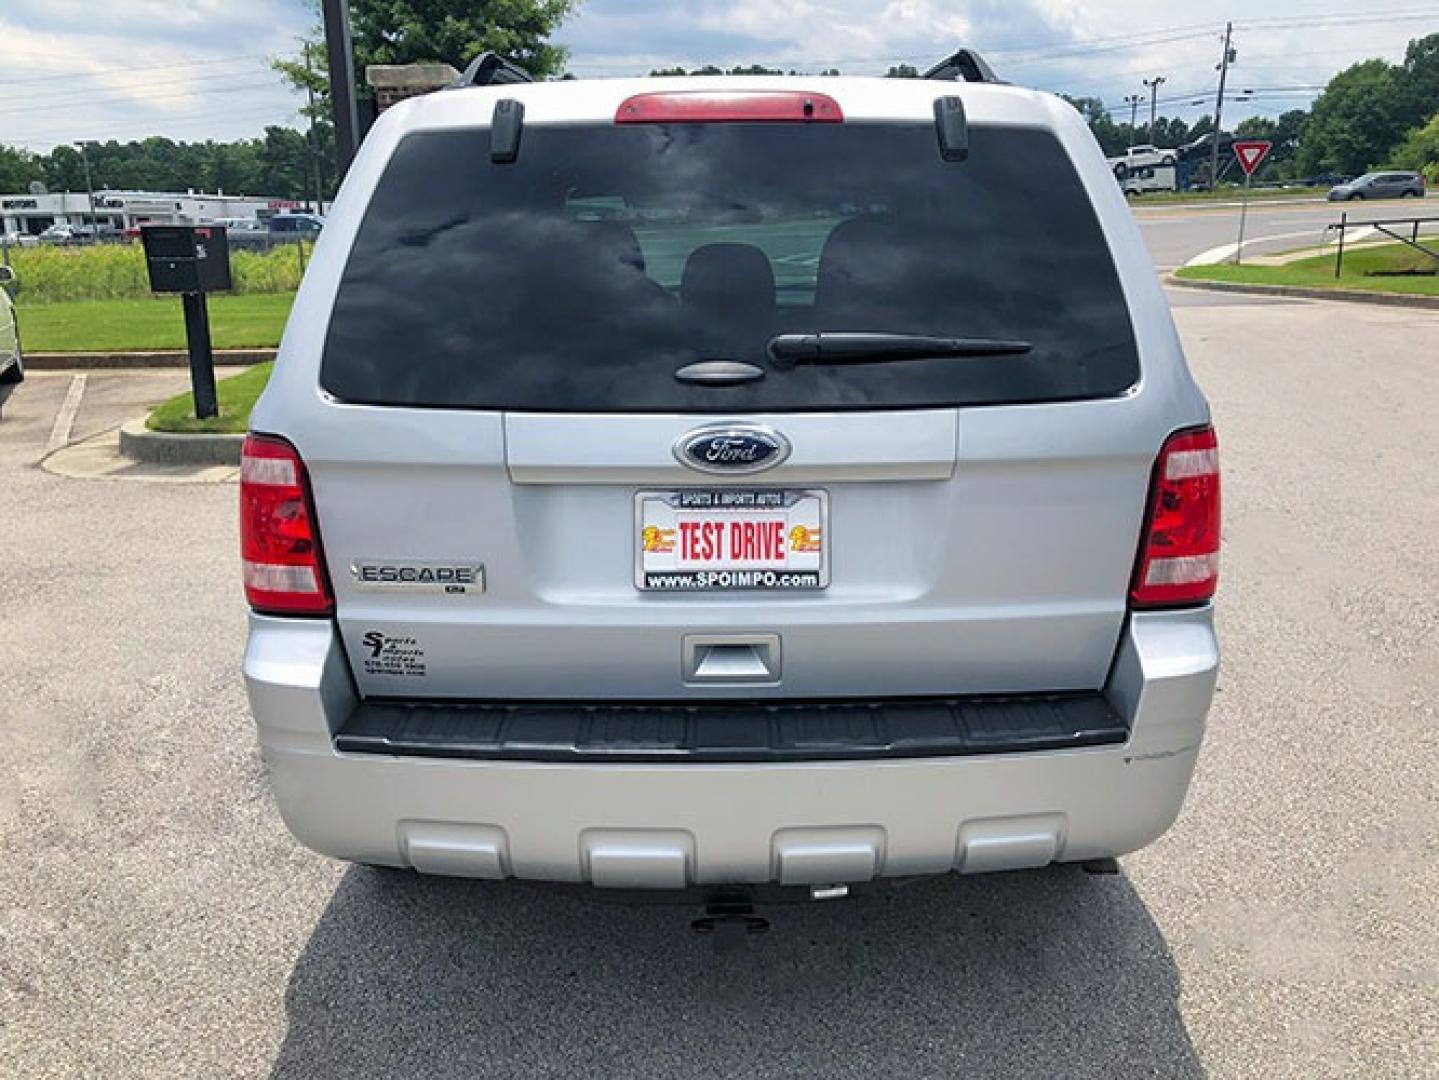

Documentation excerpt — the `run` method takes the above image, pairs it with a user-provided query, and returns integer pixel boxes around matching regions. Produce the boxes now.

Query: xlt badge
[350,561,485,595]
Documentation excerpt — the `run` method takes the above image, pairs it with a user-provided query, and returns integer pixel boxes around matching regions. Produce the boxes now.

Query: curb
[1164,275,1439,310]
[24,349,274,371]
[1135,195,1329,213]
[118,418,244,466]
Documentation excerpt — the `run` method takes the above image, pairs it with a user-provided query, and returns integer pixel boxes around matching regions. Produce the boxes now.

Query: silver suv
[242,61,1220,893]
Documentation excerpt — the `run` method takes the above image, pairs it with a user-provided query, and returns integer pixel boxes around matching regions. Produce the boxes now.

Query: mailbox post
[140,225,232,419]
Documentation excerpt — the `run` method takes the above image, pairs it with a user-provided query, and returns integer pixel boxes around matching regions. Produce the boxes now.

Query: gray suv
[241,66,1220,895]
[1328,171,1426,200]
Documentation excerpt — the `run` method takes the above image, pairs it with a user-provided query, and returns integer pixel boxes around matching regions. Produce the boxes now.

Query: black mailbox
[141,224,231,293]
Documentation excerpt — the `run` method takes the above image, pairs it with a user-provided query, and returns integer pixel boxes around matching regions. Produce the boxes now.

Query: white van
[1121,163,1179,195]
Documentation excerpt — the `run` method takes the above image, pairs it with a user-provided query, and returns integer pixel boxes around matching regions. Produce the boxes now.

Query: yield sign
[1233,140,1272,176]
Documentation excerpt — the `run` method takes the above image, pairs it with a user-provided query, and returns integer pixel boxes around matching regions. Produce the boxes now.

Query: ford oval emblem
[674,424,791,475]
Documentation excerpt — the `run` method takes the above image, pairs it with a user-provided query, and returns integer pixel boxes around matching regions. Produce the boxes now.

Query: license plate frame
[634,488,829,592]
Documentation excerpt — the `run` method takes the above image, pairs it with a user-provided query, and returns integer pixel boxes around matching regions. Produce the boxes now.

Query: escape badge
[350,561,485,595]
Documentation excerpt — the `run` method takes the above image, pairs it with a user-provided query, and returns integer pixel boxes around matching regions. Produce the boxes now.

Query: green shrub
[6,241,310,303]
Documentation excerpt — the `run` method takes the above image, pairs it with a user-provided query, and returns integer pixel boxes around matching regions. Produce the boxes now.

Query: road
[3,250,1438,1076]
[1133,194,1437,272]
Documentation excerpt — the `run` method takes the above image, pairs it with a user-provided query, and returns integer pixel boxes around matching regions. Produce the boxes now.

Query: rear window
[321,121,1139,412]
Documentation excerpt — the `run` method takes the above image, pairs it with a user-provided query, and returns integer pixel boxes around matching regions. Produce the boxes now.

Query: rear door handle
[683,634,781,684]
[673,360,766,386]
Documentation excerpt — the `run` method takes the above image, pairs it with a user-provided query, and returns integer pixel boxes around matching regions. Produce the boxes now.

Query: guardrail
[1328,212,1439,278]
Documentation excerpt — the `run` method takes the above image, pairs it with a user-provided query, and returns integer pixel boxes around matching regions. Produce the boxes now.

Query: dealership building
[0,190,311,236]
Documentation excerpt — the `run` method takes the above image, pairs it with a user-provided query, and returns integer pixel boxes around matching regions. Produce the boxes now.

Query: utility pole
[74,141,96,237]
[1124,94,1143,133]
[1142,76,1166,142]
[303,47,326,212]
[320,0,360,179]
[1210,22,1234,189]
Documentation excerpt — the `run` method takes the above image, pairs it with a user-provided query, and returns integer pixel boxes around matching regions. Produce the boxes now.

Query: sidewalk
[42,423,239,483]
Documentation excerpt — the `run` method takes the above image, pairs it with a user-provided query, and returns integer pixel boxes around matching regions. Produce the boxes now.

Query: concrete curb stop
[118,419,244,466]
[24,349,275,371]
[1165,274,1439,309]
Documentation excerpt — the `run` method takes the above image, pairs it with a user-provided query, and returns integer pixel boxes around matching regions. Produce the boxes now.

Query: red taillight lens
[240,434,333,616]
[615,91,843,124]
[1131,425,1221,608]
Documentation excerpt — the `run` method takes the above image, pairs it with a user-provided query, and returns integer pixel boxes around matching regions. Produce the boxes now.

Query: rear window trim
[319,118,1143,414]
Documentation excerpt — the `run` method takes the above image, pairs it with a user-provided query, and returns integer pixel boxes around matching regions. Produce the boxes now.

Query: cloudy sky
[1,0,1433,152]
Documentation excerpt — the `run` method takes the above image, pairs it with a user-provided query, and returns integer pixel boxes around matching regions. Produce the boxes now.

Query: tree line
[0,127,335,204]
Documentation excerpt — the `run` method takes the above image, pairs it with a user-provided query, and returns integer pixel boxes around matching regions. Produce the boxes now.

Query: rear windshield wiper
[768,332,1032,367]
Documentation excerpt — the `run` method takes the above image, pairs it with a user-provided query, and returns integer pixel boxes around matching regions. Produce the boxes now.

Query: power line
[15,107,303,150]
[0,54,273,86]
[1237,7,1439,29]
[0,79,290,118]
[1000,30,1220,68]
[1,63,277,107]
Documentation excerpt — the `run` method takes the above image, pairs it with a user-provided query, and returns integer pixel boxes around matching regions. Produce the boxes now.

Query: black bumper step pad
[335,693,1127,763]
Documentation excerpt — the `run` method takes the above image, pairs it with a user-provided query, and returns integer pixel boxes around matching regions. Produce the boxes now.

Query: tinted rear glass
[322,122,1139,411]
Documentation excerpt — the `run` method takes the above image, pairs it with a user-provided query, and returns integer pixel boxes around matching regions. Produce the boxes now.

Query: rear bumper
[243,607,1217,887]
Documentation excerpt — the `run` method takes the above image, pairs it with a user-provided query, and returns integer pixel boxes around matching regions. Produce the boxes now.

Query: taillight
[1130,425,1221,608]
[240,434,333,616]
[615,91,843,124]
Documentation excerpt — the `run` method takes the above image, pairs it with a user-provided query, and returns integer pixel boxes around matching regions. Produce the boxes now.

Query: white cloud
[0,1,308,151]
[557,0,1431,122]
[0,0,1432,154]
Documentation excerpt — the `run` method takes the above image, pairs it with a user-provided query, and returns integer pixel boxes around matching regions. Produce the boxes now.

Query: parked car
[0,266,23,385]
[242,67,1220,899]
[38,223,79,244]
[267,211,324,235]
[1,230,39,249]
[225,212,324,249]
[1327,171,1426,201]
[1109,143,1178,179]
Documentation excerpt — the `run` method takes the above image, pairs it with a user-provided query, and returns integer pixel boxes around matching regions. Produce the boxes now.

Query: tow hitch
[690,884,850,952]
[690,891,770,950]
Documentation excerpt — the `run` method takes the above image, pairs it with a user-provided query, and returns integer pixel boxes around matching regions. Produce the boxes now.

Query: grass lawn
[1175,241,1439,296]
[147,361,273,434]
[1129,185,1332,206]
[17,292,295,353]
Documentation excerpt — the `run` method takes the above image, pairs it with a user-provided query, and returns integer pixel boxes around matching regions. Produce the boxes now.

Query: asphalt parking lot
[2,293,1437,1078]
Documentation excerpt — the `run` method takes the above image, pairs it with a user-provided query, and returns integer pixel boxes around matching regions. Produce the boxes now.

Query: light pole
[1142,76,1166,142]
[1124,94,1143,133]
[320,0,360,179]
[74,141,96,238]
[1210,22,1235,188]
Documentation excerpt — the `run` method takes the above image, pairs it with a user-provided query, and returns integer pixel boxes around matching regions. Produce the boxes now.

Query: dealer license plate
[635,489,829,592]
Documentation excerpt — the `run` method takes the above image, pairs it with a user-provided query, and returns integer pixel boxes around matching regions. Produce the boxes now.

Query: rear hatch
[302,93,1158,700]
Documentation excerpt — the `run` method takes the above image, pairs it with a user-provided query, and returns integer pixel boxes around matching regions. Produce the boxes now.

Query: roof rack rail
[450,52,534,88]
[924,50,1004,85]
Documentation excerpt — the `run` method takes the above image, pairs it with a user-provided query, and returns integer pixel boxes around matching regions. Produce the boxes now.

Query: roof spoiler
[450,52,534,88]
[924,50,1004,85]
